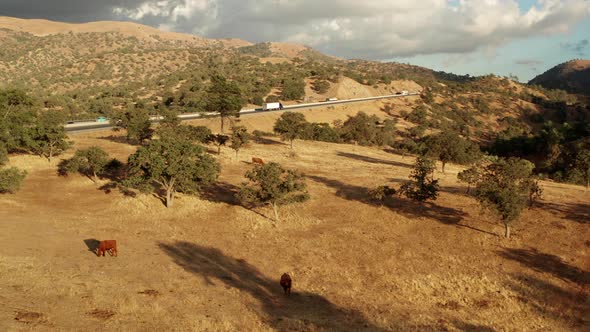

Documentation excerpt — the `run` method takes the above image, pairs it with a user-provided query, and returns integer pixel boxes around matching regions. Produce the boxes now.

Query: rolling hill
[529,59,590,95]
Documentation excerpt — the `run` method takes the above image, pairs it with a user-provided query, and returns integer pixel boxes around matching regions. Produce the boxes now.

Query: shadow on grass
[97,134,137,145]
[505,274,589,329]
[200,182,275,221]
[499,248,589,286]
[159,242,391,331]
[254,136,286,146]
[538,201,590,224]
[308,175,496,236]
[336,151,412,169]
[200,182,241,206]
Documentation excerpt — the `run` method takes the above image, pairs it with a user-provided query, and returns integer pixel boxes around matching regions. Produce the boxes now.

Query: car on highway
[325,97,338,101]
[96,116,108,123]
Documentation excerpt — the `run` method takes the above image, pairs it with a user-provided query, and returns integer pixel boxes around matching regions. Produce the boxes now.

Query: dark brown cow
[97,240,118,257]
[280,273,292,295]
[252,157,265,165]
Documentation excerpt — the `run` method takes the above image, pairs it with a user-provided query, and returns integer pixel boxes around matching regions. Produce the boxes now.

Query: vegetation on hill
[529,59,590,95]
[0,18,589,189]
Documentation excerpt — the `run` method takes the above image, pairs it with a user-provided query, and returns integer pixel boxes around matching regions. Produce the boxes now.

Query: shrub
[0,167,27,194]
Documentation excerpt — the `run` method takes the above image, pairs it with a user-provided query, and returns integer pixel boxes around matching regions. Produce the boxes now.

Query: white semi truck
[262,102,283,111]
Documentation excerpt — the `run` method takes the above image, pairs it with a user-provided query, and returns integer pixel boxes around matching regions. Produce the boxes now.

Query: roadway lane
[66,92,420,133]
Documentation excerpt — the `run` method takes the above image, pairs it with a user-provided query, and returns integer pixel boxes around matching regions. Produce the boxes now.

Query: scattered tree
[60,146,110,183]
[312,80,330,94]
[281,77,306,100]
[112,107,153,143]
[0,142,7,166]
[230,126,251,160]
[0,167,27,194]
[125,138,220,208]
[399,156,440,203]
[457,166,481,194]
[527,178,543,208]
[425,131,481,173]
[273,112,308,148]
[206,75,244,133]
[475,158,536,238]
[211,134,230,155]
[29,111,71,162]
[238,162,309,222]
[573,150,590,190]
[339,112,395,146]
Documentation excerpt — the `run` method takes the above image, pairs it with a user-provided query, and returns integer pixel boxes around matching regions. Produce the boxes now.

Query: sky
[0,0,589,82]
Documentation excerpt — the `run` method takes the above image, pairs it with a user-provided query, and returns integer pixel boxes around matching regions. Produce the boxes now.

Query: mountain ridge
[529,59,590,95]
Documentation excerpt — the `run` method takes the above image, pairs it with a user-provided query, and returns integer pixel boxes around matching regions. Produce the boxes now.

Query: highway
[65,92,420,133]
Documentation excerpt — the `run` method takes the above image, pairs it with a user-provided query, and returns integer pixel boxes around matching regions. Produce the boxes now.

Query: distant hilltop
[529,59,590,95]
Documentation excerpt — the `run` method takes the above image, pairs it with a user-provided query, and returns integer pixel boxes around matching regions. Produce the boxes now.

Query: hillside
[0,16,589,185]
[1,119,588,330]
[0,16,589,331]
[529,59,590,95]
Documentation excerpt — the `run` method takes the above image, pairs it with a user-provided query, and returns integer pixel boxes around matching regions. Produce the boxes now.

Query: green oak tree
[125,138,220,208]
[238,162,309,222]
[230,125,251,160]
[475,158,536,238]
[206,75,245,133]
[273,112,308,148]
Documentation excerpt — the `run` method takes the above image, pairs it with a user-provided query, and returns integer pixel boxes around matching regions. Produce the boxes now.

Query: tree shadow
[538,201,590,224]
[499,248,589,286]
[307,175,495,235]
[98,182,137,197]
[97,135,136,145]
[158,242,391,331]
[253,136,286,146]
[200,182,275,221]
[200,182,241,206]
[504,274,589,329]
[336,151,412,169]
[450,320,497,332]
[83,239,100,257]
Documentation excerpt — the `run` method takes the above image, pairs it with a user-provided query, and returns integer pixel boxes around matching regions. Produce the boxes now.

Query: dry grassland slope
[0,107,588,331]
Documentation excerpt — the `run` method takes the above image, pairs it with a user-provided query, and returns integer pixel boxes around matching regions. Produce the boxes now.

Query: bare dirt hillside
[0,107,588,331]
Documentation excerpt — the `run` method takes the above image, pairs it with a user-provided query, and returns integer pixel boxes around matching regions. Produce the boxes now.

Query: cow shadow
[158,242,392,331]
[336,151,412,169]
[83,239,100,256]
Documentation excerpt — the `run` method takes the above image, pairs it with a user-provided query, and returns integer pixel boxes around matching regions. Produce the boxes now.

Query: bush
[368,185,396,203]
[0,167,27,194]
[399,156,440,203]
[301,122,341,143]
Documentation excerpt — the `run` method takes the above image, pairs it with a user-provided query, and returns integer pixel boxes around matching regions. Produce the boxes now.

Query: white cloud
[111,0,590,59]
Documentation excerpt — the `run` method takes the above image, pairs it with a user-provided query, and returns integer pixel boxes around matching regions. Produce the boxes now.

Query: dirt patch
[138,289,160,297]
[87,309,116,320]
[14,310,44,324]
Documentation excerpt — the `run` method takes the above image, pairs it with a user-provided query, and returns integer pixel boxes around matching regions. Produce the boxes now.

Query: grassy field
[0,106,588,331]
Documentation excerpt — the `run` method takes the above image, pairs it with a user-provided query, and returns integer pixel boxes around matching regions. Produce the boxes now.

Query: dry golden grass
[0,108,588,331]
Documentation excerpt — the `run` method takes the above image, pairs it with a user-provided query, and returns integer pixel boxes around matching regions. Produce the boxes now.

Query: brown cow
[97,240,117,257]
[252,157,265,165]
[280,273,292,295]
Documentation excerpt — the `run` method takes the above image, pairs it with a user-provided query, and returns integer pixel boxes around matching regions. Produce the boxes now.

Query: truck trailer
[262,102,283,111]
